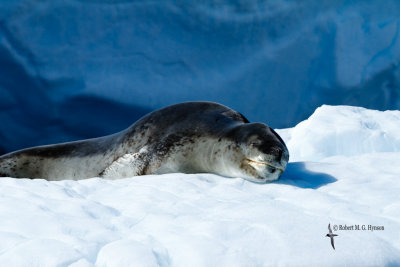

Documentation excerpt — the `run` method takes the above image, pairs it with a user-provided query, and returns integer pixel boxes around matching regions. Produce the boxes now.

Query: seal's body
[0,102,289,183]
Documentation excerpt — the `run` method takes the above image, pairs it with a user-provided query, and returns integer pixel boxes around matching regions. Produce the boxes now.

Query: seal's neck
[205,138,243,178]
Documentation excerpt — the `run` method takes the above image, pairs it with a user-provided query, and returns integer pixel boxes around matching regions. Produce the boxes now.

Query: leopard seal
[0,102,289,183]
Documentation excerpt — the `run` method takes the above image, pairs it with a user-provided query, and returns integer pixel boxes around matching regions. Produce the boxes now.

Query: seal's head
[222,122,289,183]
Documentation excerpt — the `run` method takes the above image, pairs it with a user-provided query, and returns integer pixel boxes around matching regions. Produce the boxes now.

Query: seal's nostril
[268,166,276,173]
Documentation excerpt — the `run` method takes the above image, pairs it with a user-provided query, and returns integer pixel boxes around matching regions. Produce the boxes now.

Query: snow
[278,105,400,161]
[1,0,400,153]
[1,105,400,266]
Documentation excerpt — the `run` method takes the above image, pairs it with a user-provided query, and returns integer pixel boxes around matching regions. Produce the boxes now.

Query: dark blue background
[1,0,400,154]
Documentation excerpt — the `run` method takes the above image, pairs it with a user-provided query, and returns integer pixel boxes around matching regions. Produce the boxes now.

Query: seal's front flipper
[100,151,150,179]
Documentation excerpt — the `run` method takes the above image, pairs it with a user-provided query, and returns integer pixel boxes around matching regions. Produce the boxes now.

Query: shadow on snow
[275,162,337,189]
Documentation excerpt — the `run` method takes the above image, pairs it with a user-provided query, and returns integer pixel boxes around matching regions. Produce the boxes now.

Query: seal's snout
[270,146,284,161]
[279,147,290,164]
[263,145,288,166]
[269,142,289,164]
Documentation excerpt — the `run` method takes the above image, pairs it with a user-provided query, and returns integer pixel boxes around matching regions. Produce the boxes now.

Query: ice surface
[1,0,400,153]
[277,105,400,161]
[0,105,399,266]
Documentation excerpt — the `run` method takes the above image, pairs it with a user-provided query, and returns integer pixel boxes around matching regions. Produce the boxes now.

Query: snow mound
[278,105,400,161]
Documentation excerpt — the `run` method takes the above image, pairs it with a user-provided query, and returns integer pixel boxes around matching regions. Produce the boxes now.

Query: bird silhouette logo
[326,223,338,250]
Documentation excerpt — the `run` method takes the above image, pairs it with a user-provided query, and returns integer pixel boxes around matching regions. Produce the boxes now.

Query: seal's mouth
[244,158,285,173]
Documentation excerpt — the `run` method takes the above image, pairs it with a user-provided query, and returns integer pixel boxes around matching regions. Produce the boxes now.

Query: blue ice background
[1,0,400,153]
